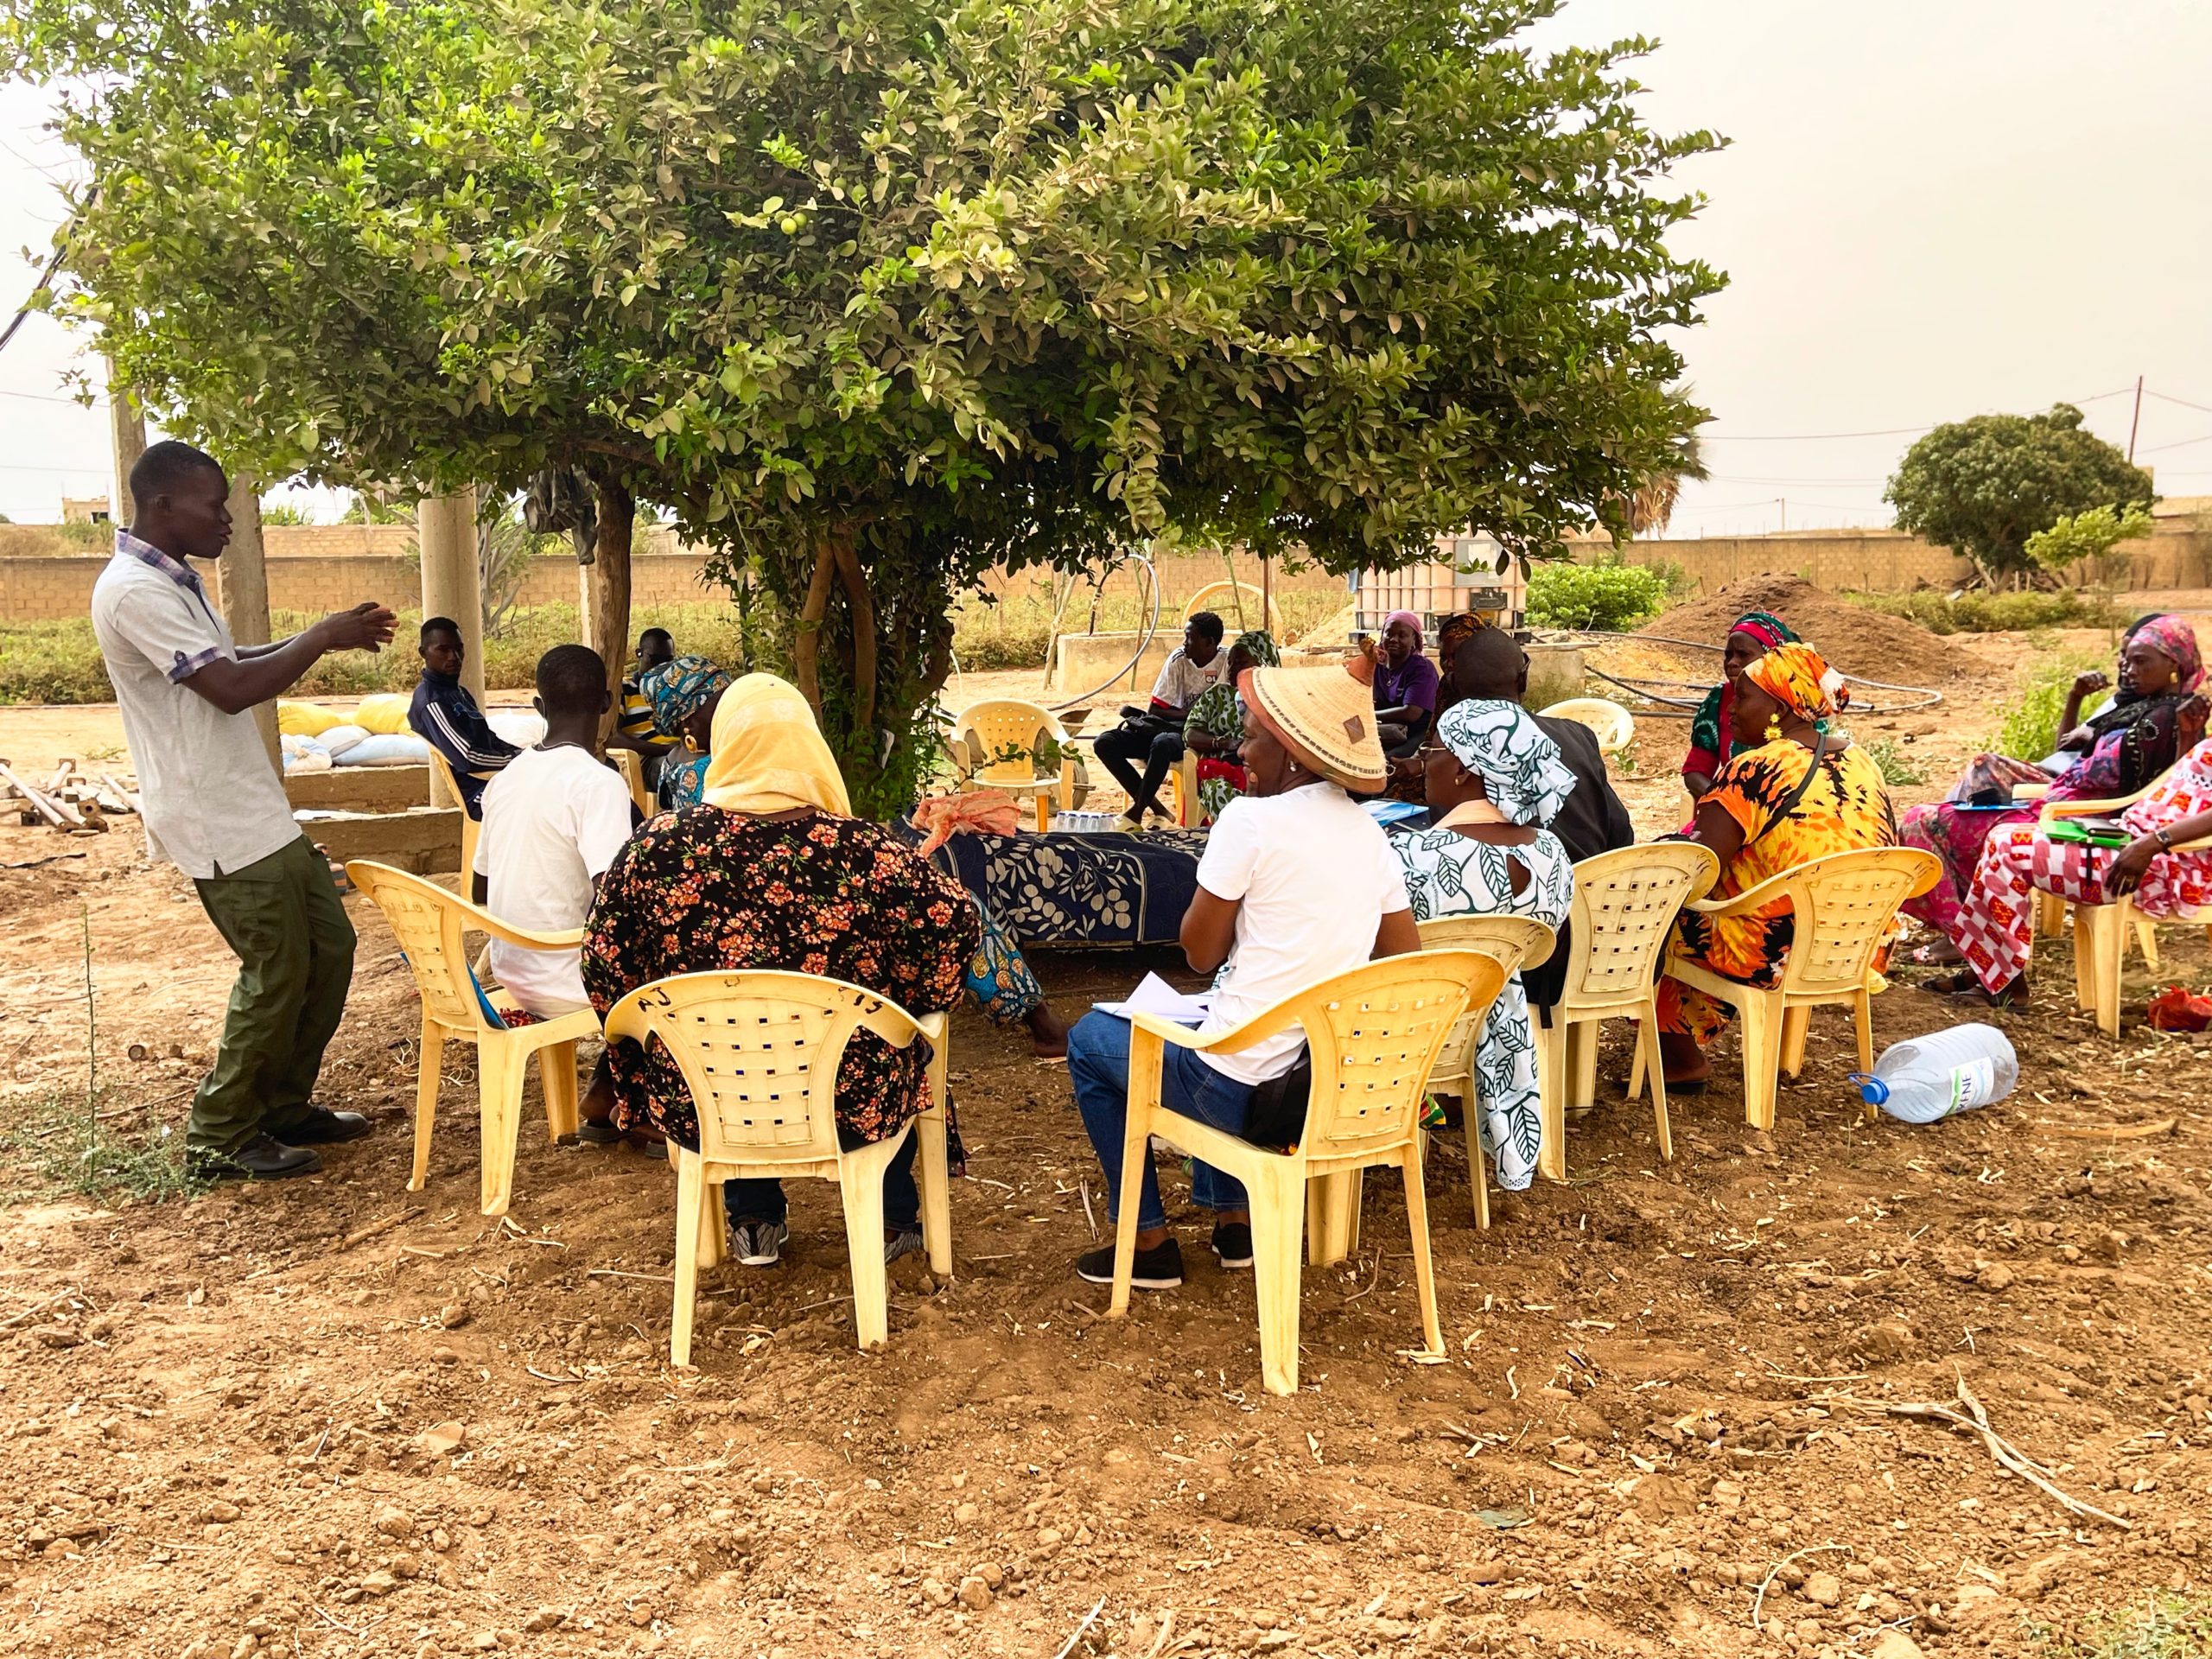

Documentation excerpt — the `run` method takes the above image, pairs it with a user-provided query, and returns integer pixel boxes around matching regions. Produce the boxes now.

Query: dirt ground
[1,620,2208,1659]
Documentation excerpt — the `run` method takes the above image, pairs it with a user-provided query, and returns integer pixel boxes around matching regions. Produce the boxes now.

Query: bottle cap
[1848,1071,1888,1106]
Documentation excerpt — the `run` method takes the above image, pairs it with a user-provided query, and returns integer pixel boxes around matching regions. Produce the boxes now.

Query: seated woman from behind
[635,654,732,810]
[1682,610,1798,799]
[1900,614,2201,962]
[1179,629,1279,819]
[1392,700,1578,1192]
[584,675,979,1268]
[1065,650,1419,1292]
[1936,727,2212,1004]
[1657,644,1897,1088]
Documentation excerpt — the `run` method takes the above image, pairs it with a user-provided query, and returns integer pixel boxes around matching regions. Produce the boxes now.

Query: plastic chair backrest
[346,860,501,1034]
[955,699,1066,786]
[1562,843,1720,1007]
[1770,847,1942,1000]
[601,970,926,1166]
[1536,696,1634,755]
[1415,913,1557,976]
[1281,950,1503,1160]
[1183,580,1280,636]
[611,748,652,816]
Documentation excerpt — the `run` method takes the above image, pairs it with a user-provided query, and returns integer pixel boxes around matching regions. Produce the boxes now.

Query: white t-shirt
[473,745,635,1016]
[1192,783,1412,1085]
[1149,646,1229,711]
[90,540,300,880]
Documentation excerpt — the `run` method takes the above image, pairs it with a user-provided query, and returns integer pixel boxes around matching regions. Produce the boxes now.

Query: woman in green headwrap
[1683,611,1799,799]
[1181,630,1280,818]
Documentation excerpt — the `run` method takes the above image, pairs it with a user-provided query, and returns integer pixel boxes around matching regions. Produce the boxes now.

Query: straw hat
[1238,648,1388,790]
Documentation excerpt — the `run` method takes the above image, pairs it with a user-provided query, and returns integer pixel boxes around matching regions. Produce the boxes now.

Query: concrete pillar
[418,488,482,810]
[219,475,282,771]
[105,358,146,527]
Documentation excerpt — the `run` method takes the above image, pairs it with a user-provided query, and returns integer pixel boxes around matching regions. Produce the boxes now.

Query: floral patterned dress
[583,808,981,1149]
[1659,739,1898,1046]
[1393,827,1575,1192]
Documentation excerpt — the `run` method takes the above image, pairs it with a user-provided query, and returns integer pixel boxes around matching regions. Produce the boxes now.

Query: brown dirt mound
[1637,575,1959,687]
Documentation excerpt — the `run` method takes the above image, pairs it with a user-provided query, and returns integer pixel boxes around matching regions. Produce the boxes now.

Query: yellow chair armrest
[2011,783,2050,802]
[2042,785,2153,822]
[1684,867,1798,918]
[1128,1002,1300,1056]
[466,917,586,951]
[916,1011,948,1043]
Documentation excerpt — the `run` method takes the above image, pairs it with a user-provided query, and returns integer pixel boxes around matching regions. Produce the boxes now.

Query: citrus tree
[1886,404,2155,589]
[9,0,1722,811]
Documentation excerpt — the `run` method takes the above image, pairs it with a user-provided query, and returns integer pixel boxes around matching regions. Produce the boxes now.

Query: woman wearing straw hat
[1065,649,1421,1290]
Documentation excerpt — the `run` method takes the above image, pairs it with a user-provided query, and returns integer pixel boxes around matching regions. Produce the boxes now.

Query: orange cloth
[911,790,1023,855]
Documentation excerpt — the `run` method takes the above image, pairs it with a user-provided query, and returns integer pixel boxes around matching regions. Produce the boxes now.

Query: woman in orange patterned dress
[1657,644,1898,1088]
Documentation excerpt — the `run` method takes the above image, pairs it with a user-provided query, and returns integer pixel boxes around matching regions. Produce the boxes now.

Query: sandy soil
[0,625,2207,1659]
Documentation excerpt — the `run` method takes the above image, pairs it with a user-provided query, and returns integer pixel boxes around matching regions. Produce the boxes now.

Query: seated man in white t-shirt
[1066,653,1419,1290]
[471,644,639,1135]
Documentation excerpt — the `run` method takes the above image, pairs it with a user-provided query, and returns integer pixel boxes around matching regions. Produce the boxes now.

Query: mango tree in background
[1886,405,2156,592]
[8,0,1721,813]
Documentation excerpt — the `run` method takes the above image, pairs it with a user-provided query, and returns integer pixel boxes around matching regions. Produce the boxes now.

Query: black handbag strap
[1747,730,1831,848]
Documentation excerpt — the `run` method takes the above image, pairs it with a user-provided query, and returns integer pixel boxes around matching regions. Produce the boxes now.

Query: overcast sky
[3,1,2209,532]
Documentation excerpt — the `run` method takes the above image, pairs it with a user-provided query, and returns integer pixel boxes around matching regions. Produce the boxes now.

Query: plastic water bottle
[1851,1024,2018,1124]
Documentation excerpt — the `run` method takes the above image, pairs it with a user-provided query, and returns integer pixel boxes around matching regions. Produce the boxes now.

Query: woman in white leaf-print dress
[1392,700,1578,1192]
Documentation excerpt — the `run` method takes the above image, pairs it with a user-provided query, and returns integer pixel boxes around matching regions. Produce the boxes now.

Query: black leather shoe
[189,1133,324,1180]
[269,1108,372,1146]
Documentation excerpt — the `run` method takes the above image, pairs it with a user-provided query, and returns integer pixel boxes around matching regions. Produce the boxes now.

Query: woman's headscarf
[1384,610,1424,645]
[699,674,852,817]
[1741,642,1849,732]
[1727,610,1798,653]
[2121,613,2202,697]
[639,655,732,740]
[1234,628,1281,669]
[1434,698,1575,827]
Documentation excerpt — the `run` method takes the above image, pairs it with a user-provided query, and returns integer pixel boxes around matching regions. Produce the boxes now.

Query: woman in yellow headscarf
[584,676,980,1268]
[1656,644,1899,1089]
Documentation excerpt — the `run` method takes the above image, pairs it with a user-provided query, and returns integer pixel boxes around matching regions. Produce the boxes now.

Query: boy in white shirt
[472,645,638,1132]
[1066,652,1419,1289]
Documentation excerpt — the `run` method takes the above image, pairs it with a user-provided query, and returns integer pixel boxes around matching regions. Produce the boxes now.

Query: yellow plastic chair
[425,749,482,879]
[1639,847,1941,1130]
[1536,696,1635,757]
[1531,843,1720,1182]
[600,970,954,1366]
[346,861,598,1216]
[611,748,654,817]
[951,698,1081,832]
[1106,950,1502,1396]
[2039,791,2212,1035]
[1183,579,1281,637]
[1414,916,1557,1229]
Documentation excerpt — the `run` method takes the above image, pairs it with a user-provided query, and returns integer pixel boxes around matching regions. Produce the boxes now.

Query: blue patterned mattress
[899,823,1212,949]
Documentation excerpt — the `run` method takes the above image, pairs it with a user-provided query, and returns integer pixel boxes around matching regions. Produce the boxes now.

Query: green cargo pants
[188,836,358,1156]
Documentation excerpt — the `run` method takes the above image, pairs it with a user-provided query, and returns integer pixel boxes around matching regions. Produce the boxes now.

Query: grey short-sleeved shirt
[89,532,299,880]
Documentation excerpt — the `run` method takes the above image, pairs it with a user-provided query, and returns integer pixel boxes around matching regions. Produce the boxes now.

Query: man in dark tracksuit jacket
[407,616,519,818]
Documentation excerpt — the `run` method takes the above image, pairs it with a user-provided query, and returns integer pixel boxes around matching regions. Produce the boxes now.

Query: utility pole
[1778,498,1787,535]
[418,489,484,810]
[2126,374,2145,463]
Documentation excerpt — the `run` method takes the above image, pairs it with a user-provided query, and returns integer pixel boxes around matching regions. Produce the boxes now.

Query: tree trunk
[830,528,878,734]
[218,474,281,772]
[793,532,837,715]
[583,479,634,743]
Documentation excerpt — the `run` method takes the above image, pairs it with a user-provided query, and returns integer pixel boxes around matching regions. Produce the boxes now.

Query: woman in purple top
[1374,611,1441,757]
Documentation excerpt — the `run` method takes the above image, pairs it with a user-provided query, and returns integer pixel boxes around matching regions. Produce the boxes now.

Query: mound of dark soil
[1638,575,1959,687]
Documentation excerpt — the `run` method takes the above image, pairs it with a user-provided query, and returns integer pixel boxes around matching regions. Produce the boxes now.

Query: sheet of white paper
[1092,970,1212,1024]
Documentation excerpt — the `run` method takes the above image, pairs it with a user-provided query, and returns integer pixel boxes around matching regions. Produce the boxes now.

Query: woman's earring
[1764,715,1783,742]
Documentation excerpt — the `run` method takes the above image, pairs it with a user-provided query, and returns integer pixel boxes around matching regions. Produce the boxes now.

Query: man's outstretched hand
[319,602,398,653]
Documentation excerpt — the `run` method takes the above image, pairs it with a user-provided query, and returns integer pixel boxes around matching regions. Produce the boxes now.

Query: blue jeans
[723,1126,918,1231]
[1067,1010,1255,1231]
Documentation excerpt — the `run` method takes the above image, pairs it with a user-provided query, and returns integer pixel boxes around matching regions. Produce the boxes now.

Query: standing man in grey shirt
[90,441,397,1179]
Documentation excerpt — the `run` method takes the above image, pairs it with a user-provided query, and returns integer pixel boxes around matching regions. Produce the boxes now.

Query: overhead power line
[1699,385,2143,442]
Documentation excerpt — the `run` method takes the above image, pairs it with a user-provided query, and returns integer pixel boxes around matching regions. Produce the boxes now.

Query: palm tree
[1627,424,1707,537]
